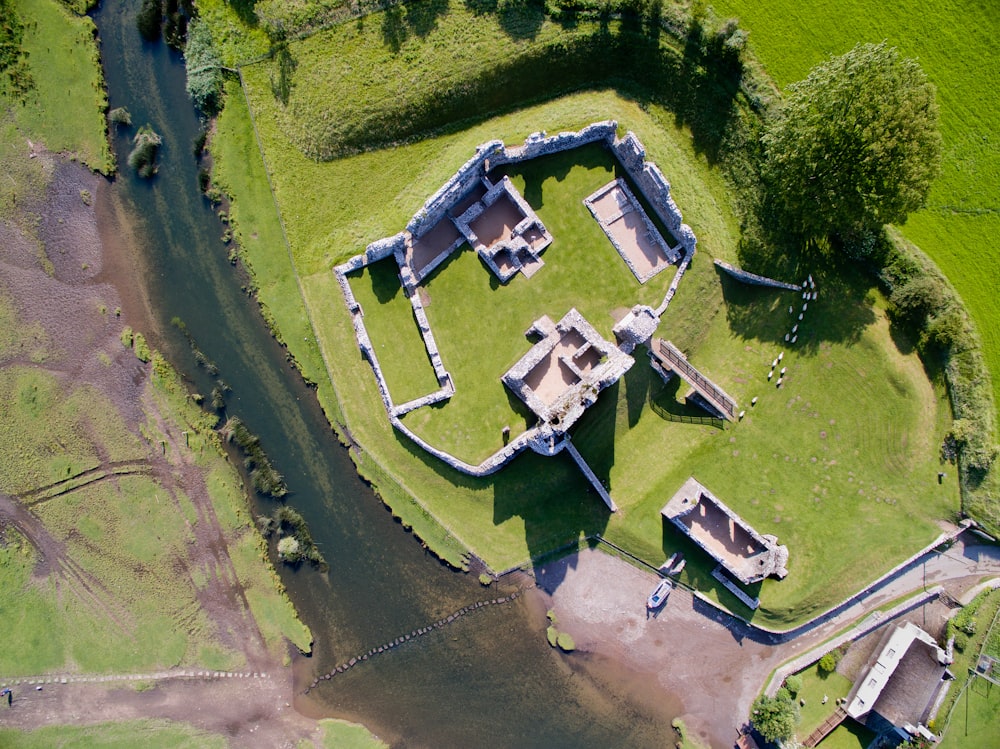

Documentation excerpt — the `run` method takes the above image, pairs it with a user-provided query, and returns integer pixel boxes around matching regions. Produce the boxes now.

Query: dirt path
[0,672,315,748]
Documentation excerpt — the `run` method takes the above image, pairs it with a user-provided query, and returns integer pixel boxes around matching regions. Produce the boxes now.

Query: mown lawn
[790,663,853,738]
[711,0,1000,411]
[235,76,955,622]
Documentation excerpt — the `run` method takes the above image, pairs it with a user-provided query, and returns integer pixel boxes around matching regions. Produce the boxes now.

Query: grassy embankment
[711,0,1000,532]
[210,2,959,625]
[0,334,311,673]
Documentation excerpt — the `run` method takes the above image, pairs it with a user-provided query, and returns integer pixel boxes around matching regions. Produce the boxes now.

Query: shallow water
[91,1,679,745]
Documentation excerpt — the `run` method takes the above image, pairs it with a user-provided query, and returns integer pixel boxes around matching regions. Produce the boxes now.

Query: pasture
[11,0,112,173]
[226,0,959,622]
[711,0,1000,414]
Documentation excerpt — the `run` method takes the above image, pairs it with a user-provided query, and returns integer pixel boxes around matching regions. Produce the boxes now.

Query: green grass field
[208,1,969,625]
[711,0,1000,412]
[11,0,112,173]
[312,718,389,749]
[937,588,1000,745]
[789,662,853,739]
[0,719,227,749]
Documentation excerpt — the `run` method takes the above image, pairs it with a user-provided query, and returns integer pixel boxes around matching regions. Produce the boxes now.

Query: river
[91,1,676,745]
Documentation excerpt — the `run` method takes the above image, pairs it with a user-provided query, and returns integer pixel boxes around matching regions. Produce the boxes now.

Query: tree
[764,42,941,247]
[750,693,799,743]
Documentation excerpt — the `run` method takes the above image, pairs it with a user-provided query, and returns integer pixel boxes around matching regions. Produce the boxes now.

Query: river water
[91,1,676,745]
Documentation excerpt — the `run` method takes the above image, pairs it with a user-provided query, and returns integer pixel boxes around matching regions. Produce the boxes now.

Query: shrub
[132,332,152,363]
[784,674,802,696]
[556,632,576,652]
[109,106,132,127]
[220,416,288,498]
[276,535,302,562]
[478,573,492,586]
[127,125,162,178]
[750,693,799,743]
[818,651,841,674]
[273,505,327,570]
[184,20,224,114]
[953,631,968,652]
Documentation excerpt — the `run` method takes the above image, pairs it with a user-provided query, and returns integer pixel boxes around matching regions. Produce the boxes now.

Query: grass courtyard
[225,8,958,622]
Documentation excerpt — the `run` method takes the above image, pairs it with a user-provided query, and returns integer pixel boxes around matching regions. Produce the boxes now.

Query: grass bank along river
[89,0,684,746]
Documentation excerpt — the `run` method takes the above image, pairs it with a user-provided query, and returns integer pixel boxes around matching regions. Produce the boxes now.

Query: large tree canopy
[764,42,941,244]
[750,693,798,743]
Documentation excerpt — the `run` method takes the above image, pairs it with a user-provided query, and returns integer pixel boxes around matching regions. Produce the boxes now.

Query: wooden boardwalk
[802,707,847,747]
[650,339,737,421]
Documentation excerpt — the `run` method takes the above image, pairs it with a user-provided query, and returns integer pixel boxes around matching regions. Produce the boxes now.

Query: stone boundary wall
[763,586,944,697]
[714,259,801,292]
[393,248,451,385]
[563,441,617,511]
[610,131,697,255]
[655,249,692,316]
[492,120,617,166]
[334,122,698,490]
[0,668,270,690]
[406,142,504,239]
[390,415,536,476]
[712,564,760,609]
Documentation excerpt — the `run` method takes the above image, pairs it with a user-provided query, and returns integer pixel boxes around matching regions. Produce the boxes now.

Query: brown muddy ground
[0,151,317,747]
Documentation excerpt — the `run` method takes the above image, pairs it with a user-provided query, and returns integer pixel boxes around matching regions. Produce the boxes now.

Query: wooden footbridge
[802,707,847,748]
[650,339,738,421]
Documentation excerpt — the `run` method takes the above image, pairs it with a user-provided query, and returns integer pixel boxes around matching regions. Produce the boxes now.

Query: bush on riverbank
[220,416,288,498]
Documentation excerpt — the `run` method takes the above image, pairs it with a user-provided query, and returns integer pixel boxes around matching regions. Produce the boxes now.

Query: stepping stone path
[303,588,532,694]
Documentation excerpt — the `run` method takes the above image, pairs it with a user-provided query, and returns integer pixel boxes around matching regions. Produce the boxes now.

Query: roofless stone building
[661,477,789,585]
[335,122,698,510]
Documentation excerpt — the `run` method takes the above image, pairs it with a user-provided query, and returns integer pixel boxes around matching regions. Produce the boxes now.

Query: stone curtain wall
[406,142,504,240]
[713,259,801,291]
[492,120,617,165]
[333,122,701,486]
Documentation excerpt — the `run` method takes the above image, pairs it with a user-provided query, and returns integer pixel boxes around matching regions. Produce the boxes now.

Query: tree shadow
[718,263,876,355]
[498,0,546,41]
[269,45,297,106]
[226,0,259,28]
[359,258,404,304]
[405,0,451,38]
[381,2,408,52]
[464,0,498,15]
